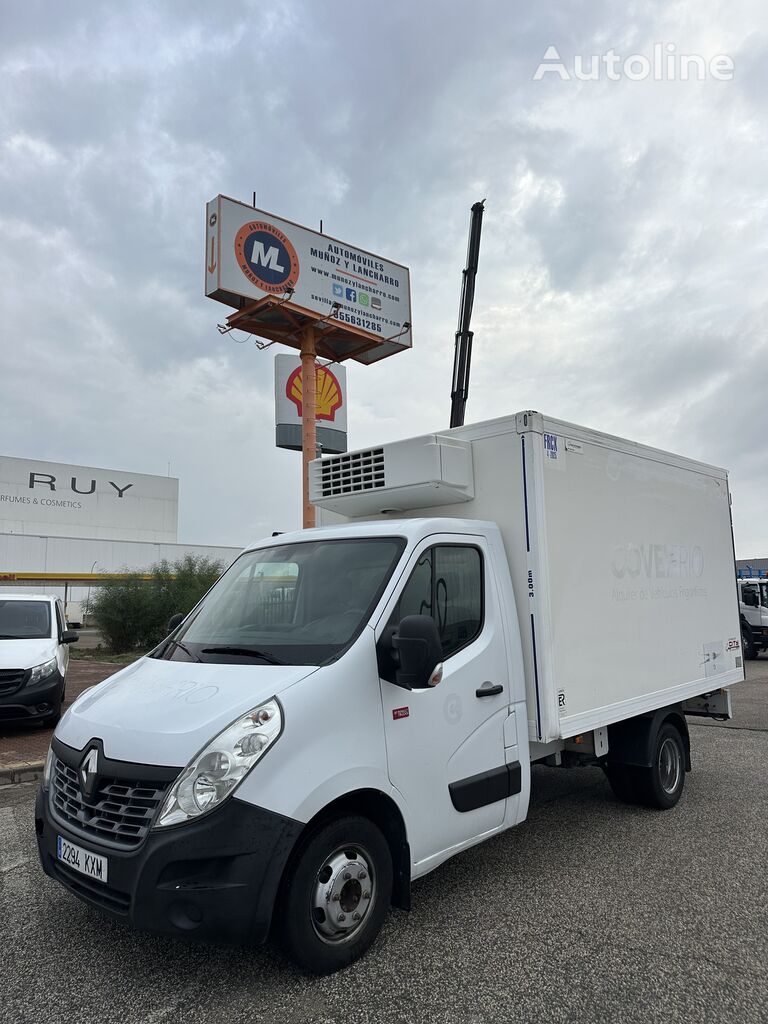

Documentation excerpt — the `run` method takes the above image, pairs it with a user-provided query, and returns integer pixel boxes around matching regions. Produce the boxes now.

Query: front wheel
[277,815,393,974]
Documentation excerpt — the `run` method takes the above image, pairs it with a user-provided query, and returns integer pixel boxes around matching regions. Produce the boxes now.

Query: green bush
[90,555,223,652]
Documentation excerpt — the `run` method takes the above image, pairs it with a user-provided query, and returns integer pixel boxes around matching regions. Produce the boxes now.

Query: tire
[742,626,757,660]
[643,722,686,809]
[277,815,393,974]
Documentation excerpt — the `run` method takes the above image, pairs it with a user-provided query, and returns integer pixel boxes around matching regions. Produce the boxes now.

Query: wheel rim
[658,736,682,794]
[310,844,375,944]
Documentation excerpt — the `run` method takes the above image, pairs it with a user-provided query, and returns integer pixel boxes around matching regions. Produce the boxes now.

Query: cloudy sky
[1,1,766,556]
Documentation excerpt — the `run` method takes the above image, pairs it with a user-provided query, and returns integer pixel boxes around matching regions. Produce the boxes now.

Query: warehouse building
[0,455,241,621]
[736,558,768,578]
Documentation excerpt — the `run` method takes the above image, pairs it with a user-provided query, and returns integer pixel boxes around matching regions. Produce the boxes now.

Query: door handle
[476,683,503,697]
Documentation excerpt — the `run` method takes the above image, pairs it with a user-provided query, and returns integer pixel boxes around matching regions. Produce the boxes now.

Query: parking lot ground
[1,667,767,1024]
[0,661,121,779]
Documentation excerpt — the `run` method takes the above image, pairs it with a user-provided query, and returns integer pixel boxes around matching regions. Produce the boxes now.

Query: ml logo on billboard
[234,221,300,295]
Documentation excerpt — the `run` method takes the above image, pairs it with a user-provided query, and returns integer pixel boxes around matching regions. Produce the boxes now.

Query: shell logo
[286,365,343,421]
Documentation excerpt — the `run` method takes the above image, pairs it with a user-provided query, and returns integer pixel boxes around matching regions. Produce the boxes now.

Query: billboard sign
[275,354,347,454]
[206,195,412,364]
[0,456,179,543]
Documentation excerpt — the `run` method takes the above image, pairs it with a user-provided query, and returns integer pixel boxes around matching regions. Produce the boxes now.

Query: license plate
[56,836,108,884]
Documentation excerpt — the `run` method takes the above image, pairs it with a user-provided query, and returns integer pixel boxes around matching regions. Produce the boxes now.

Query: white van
[35,412,742,974]
[0,593,78,726]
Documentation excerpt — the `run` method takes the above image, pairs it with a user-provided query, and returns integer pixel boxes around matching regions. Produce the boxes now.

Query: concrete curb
[0,761,44,785]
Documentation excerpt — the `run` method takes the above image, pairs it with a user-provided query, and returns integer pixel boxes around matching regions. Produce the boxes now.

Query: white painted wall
[0,532,240,575]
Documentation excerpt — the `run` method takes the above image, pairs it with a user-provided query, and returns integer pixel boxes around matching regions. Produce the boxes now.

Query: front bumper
[35,746,304,945]
[0,668,63,722]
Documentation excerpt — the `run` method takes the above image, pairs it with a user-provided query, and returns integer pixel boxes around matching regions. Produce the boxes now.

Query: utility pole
[450,200,485,429]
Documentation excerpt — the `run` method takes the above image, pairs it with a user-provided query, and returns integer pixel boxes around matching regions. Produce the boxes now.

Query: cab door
[377,535,514,868]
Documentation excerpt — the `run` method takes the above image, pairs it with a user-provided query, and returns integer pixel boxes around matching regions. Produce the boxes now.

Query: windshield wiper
[166,638,202,663]
[200,645,285,665]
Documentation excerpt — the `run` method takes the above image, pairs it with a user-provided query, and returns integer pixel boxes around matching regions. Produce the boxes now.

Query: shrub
[90,555,223,652]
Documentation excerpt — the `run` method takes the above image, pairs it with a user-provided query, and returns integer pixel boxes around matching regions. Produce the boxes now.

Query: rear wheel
[277,815,392,974]
[644,723,686,808]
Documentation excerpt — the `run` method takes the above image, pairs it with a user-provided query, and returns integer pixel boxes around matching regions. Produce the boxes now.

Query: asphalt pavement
[1,666,766,1024]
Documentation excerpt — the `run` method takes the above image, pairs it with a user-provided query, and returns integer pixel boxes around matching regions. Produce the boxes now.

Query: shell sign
[275,354,348,454]
[286,364,343,421]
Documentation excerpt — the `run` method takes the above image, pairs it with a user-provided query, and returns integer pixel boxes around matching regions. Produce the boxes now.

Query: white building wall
[0,532,241,575]
[0,455,179,542]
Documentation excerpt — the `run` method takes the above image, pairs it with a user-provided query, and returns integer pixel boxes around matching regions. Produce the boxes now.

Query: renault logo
[79,748,99,798]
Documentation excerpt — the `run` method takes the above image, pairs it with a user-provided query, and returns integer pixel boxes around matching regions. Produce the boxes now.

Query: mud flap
[682,689,732,720]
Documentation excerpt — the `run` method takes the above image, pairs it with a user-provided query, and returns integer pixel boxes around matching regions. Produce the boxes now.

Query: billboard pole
[301,325,317,528]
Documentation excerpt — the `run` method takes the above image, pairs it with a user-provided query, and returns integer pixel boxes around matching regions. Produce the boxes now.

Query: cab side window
[390,545,483,659]
[55,602,65,638]
[742,584,759,608]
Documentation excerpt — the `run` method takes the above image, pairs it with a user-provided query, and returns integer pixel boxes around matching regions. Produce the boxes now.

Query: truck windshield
[159,537,405,666]
[0,600,52,640]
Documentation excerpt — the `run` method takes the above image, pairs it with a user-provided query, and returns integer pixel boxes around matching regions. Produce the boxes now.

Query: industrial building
[736,558,768,578]
[0,455,241,620]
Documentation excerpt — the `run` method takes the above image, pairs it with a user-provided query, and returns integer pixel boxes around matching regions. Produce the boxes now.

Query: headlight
[43,745,54,790]
[28,658,57,686]
[154,698,282,829]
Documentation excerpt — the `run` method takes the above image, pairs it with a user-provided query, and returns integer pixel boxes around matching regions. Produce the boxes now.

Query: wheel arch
[607,705,691,772]
[277,788,411,915]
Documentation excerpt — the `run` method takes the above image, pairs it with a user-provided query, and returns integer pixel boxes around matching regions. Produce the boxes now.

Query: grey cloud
[1,0,767,555]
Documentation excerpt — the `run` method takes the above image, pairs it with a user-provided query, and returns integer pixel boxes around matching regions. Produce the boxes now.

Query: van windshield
[159,537,405,666]
[0,600,52,640]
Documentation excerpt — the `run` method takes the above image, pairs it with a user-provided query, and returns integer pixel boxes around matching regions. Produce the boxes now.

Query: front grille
[51,757,170,849]
[51,859,130,915]
[316,447,385,497]
[0,668,27,697]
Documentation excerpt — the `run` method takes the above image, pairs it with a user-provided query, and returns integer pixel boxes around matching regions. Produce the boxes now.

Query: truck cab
[737,578,768,658]
[36,520,530,974]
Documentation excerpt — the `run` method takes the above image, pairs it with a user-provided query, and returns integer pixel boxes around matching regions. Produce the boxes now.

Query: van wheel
[742,627,757,660]
[644,723,686,809]
[278,815,392,974]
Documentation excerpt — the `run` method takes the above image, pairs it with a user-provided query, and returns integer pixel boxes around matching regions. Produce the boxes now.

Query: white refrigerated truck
[36,411,743,974]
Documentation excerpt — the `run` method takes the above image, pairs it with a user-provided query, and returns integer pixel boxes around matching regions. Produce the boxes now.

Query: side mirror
[167,612,184,633]
[61,630,79,644]
[386,614,443,690]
